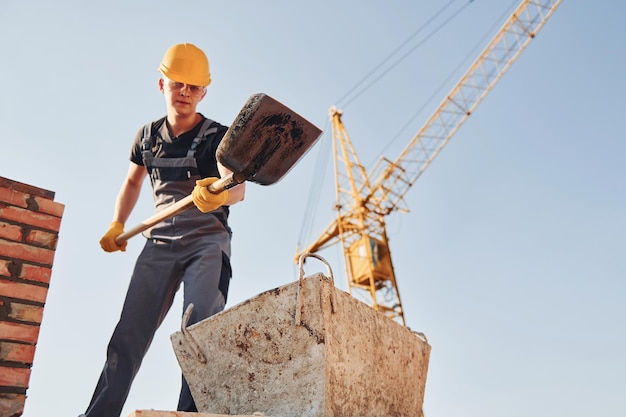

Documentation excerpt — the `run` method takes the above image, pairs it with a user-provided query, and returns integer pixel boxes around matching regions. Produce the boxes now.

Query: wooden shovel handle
[115,174,237,245]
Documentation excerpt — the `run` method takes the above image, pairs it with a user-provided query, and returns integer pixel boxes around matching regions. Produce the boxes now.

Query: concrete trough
[127,412,269,417]
[171,272,430,416]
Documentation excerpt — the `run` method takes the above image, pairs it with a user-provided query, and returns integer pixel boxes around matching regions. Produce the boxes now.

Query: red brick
[0,184,65,217]
[0,221,22,242]
[0,279,48,304]
[0,239,55,265]
[0,341,35,364]
[0,261,11,278]
[0,393,25,417]
[0,322,40,344]
[19,264,51,285]
[0,188,28,210]
[25,229,58,250]
[0,177,54,199]
[32,196,65,217]
[0,206,61,232]
[8,303,44,324]
[0,366,31,388]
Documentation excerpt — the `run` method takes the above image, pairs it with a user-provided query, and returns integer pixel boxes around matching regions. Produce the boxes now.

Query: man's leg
[84,240,181,417]
[176,240,230,411]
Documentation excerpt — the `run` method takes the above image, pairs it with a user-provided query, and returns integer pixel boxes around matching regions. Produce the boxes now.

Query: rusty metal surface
[217,93,322,185]
[171,274,430,417]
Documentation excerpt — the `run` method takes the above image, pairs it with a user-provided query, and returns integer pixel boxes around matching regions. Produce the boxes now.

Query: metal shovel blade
[217,93,322,186]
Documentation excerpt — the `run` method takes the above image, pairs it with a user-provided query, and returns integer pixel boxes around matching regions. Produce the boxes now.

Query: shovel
[115,93,322,244]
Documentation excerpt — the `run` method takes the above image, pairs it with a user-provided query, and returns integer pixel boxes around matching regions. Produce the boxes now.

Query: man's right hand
[99,221,127,252]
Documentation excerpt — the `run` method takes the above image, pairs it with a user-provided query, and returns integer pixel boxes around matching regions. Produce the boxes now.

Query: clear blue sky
[2,1,624,416]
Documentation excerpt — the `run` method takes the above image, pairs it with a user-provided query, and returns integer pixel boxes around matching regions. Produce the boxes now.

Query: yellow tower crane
[295,0,562,326]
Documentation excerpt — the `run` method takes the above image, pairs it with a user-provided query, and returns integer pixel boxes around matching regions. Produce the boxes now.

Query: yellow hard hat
[159,43,212,87]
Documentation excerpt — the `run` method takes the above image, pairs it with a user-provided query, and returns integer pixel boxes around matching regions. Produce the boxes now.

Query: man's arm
[99,162,147,253]
[112,162,148,224]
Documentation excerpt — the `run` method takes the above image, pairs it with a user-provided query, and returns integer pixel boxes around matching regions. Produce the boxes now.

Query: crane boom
[296,0,562,325]
[370,0,562,215]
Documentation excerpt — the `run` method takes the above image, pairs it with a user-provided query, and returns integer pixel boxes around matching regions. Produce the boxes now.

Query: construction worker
[80,43,245,417]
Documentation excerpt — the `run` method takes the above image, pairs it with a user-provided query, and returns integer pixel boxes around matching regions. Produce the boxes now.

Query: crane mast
[297,0,562,326]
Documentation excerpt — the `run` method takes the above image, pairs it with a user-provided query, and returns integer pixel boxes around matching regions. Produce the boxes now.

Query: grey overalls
[85,118,232,417]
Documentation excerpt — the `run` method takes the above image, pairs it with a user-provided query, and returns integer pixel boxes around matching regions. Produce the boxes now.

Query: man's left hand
[192,177,229,213]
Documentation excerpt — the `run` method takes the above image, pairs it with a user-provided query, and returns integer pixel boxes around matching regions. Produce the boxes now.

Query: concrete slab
[171,273,430,417]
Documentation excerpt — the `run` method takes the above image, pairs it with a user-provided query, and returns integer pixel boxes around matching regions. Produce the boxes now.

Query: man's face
[159,77,206,117]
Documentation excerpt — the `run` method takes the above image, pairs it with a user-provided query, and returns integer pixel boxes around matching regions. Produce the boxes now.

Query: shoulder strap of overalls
[141,123,152,152]
[140,118,167,153]
[186,118,217,157]
[140,122,154,171]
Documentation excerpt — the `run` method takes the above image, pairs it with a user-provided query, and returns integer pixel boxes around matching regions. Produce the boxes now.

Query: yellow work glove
[99,221,127,253]
[192,177,230,213]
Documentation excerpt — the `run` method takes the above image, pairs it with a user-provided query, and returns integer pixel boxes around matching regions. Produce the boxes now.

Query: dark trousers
[84,236,230,417]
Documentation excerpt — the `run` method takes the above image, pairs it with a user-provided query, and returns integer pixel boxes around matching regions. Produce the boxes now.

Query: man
[81,43,245,417]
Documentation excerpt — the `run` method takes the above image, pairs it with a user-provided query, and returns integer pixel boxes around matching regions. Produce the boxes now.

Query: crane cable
[336,0,474,110]
[373,0,521,169]
[296,0,479,251]
[296,116,333,256]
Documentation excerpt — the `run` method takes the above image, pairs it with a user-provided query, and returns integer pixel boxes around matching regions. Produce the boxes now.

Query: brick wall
[0,177,64,417]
